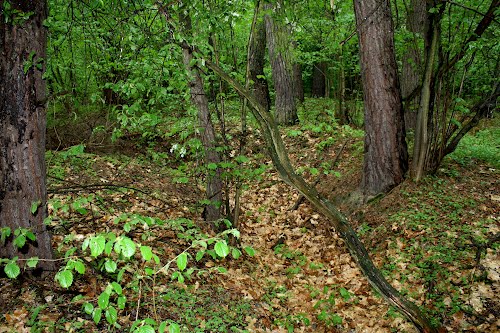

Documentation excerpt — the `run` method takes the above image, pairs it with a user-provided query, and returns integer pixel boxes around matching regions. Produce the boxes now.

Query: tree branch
[202,57,439,333]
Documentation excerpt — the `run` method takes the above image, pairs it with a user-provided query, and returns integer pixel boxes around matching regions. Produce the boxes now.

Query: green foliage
[449,126,500,168]
[2,1,34,25]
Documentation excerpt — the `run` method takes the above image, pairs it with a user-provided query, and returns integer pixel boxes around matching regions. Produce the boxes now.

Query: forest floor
[0,111,499,333]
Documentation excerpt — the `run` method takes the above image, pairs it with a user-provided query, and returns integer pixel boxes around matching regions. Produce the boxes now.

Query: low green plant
[449,126,500,168]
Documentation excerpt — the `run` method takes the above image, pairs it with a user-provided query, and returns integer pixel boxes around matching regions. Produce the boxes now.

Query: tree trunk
[311,62,327,97]
[179,13,223,227]
[293,62,304,103]
[248,1,271,112]
[264,1,298,125]
[412,15,440,181]
[336,47,350,125]
[354,0,408,198]
[0,0,55,272]
[412,0,499,179]
[401,0,429,131]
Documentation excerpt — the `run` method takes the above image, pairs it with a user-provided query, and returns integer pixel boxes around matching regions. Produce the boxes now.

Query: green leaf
[214,241,229,258]
[177,252,188,271]
[25,231,36,241]
[340,287,351,301]
[232,248,241,259]
[137,325,155,333]
[56,270,73,288]
[1,227,11,245]
[26,257,39,268]
[169,322,180,333]
[244,246,255,257]
[217,267,228,273]
[104,259,117,273]
[31,200,42,214]
[111,282,122,295]
[89,235,106,257]
[159,321,168,333]
[98,291,110,309]
[207,162,218,170]
[105,306,117,324]
[83,302,94,315]
[13,234,26,248]
[195,250,205,261]
[74,260,86,274]
[93,308,102,324]
[5,261,20,279]
[235,155,250,163]
[104,240,114,255]
[140,246,153,261]
[119,237,136,258]
[117,295,126,309]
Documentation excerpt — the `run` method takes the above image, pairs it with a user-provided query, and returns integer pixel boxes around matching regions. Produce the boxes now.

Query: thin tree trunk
[412,18,440,181]
[248,1,271,112]
[179,13,223,227]
[337,47,350,125]
[354,0,408,198]
[264,1,298,125]
[293,62,304,103]
[311,62,327,97]
[0,0,55,272]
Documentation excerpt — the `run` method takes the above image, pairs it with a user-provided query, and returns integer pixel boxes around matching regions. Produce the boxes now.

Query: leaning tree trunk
[354,0,408,198]
[179,13,223,227]
[264,1,298,125]
[0,0,55,272]
[205,58,439,333]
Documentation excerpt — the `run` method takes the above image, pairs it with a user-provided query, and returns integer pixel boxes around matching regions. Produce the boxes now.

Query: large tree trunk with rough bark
[179,13,223,227]
[264,1,298,125]
[0,0,55,272]
[354,0,408,198]
[248,1,271,112]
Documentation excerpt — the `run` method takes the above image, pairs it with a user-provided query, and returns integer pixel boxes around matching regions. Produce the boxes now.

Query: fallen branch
[203,58,439,332]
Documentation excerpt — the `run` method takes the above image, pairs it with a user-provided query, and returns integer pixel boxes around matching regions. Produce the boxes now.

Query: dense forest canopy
[1,0,498,332]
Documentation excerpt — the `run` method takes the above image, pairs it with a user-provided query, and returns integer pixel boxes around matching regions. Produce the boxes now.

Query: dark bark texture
[179,14,223,227]
[311,62,327,97]
[0,0,54,271]
[264,1,298,125]
[248,4,271,112]
[354,0,408,198]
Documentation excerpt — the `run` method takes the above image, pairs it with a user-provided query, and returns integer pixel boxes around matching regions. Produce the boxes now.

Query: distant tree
[353,0,408,198]
[248,0,271,112]
[311,62,328,97]
[177,9,223,227]
[0,0,55,272]
[264,1,298,125]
